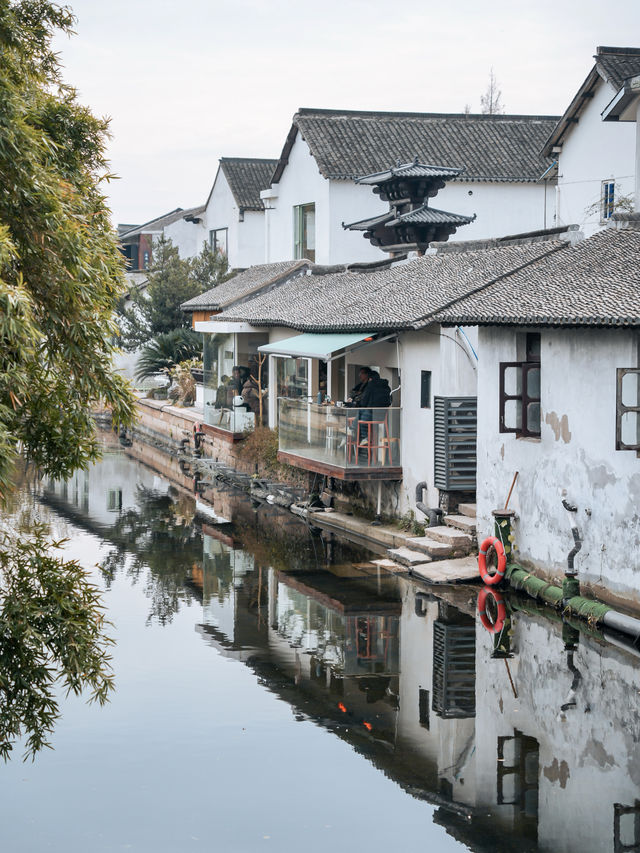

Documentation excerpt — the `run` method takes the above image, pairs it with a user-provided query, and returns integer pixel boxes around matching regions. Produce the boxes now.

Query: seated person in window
[345,367,372,407]
[227,366,249,407]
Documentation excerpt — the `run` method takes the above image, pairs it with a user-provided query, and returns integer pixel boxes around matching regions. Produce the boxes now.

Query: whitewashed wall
[163,215,207,259]
[204,169,266,269]
[476,325,640,602]
[264,133,558,267]
[556,81,636,237]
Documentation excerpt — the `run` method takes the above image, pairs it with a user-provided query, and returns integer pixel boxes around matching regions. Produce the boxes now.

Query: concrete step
[458,503,477,518]
[406,536,454,558]
[423,525,474,553]
[444,514,477,535]
[410,555,481,585]
[387,546,433,567]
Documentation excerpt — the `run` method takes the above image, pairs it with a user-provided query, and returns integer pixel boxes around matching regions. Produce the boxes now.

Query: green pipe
[504,563,614,622]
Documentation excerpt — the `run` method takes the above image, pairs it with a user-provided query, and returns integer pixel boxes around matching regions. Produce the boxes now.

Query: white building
[261,108,560,266]
[435,220,640,607]
[543,46,640,237]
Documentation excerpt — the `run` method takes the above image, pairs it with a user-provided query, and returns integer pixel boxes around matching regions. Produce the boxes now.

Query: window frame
[616,367,640,451]
[209,227,228,258]
[601,180,615,222]
[293,202,316,262]
[499,361,541,438]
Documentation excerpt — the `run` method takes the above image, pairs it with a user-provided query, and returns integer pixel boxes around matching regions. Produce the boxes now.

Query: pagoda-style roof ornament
[345,159,475,253]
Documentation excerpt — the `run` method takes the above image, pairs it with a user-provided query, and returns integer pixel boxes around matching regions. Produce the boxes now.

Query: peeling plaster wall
[476,326,640,599]
[475,609,640,852]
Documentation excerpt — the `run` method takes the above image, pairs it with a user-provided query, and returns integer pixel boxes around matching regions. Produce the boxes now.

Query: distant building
[543,46,640,236]
[261,108,560,265]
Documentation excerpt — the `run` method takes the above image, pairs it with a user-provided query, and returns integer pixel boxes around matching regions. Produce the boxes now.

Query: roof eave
[542,66,603,157]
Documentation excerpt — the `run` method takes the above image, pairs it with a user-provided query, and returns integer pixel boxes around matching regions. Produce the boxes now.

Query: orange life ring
[478,536,506,586]
[477,587,507,634]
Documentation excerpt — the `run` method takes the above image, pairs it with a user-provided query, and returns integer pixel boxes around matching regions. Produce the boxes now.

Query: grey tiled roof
[388,205,476,226]
[273,109,559,185]
[119,208,187,239]
[434,225,640,327]
[220,158,278,211]
[216,240,566,332]
[181,260,310,313]
[543,46,640,155]
[357,161,463,184]
[596,46,640,89]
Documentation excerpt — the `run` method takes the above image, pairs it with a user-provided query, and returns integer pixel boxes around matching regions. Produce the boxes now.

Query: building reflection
[40,445,640,853]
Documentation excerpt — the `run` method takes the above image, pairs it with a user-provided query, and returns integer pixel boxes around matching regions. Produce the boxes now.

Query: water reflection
[29,441,640,852]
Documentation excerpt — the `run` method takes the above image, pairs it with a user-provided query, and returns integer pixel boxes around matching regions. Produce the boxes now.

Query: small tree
[480,68,505,115]
[118,238,230,351]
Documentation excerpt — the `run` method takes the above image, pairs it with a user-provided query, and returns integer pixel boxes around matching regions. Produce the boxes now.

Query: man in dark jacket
[359,370,391,448]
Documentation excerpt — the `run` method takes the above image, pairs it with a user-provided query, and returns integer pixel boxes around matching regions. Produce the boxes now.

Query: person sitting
[228,366,249,408]
[241,371,267,424]
[344,367,372,407]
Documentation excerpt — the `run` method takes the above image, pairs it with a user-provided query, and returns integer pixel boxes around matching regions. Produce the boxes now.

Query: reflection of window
[418,688,430,729]
[293,203,315,261]
[497,730,540,842]
[617,368,640,451]
[499,333,541,438]
[209,228,228,257]
[107,489,122,512]
[602,180,615,221]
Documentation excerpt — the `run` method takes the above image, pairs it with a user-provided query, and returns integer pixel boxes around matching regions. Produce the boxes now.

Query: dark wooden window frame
[499,361,541,438]
[616,367,640,451]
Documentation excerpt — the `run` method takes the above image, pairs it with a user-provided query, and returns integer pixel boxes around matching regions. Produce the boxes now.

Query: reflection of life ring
[478,536,506,586]
[478,587,507,634]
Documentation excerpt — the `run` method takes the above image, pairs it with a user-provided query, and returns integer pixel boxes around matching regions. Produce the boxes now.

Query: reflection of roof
[543,46,640,155]
[435,223,640,327]
[272,108,559,185]
[217,157,279,211]
[181,259,310,312]
[217,235,568,332]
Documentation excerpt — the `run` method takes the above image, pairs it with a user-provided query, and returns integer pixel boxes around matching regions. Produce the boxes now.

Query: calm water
[2,440,640,853]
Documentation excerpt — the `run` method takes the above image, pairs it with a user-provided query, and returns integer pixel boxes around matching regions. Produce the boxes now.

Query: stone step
[410,555,481,585]
[444,514,477,535]
[457,503,477,518]
[423,525,474,552]
[387,546,433,567]
[406,536,454,558]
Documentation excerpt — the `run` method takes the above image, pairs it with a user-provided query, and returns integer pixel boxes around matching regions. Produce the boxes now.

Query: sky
[52,0,640,227]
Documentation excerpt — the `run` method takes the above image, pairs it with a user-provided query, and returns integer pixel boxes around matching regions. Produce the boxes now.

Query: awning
[258,331,376,360]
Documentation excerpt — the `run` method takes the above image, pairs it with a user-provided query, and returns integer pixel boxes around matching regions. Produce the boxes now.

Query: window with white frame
[601,180,615,221]
[209,228,228,257]
[293,203,315,262]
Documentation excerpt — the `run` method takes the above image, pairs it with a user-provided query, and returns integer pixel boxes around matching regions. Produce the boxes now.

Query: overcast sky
[53,0,640,227]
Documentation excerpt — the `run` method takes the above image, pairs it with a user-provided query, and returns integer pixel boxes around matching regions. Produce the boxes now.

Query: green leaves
[0,0,136,501]
[0,524,114,760]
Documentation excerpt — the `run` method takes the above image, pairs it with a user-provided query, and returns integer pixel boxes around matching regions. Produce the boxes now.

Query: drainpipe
[415,482,443,527]
[561,496,582,605]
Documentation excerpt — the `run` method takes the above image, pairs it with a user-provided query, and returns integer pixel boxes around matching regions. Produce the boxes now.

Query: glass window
[203,332,269,432]
[601,181,615,221]
[209,228,228,258]
[616,368,640,450]
[500,335,541,438]
[293,203,315,262]
[420,371,431,408]
[275,357,309,400]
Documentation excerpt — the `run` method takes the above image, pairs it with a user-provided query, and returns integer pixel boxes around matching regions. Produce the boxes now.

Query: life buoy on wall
[477,587,507,634]
[478,536,507,586]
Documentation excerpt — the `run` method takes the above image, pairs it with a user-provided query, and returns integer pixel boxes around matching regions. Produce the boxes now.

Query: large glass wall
[203,332,269,432]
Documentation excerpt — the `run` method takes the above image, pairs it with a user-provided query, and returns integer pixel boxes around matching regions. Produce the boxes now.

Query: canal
[1,437,640,852]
